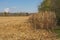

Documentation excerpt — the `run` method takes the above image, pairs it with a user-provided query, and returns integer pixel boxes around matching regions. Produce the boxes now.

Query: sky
[0,0,43,13]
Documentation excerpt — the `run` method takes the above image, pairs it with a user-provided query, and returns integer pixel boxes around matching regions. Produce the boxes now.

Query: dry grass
[0,16,42,40]
[0,16,31,40]
[29,11,56,31]
[0,16,57,40]
[28,11,57,40]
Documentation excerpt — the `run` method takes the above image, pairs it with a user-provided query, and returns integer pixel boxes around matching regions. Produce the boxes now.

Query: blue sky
[0,0,42,13]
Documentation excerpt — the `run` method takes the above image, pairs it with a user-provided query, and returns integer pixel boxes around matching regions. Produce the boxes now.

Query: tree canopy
[38,0,60,14]
[38,0,60,25]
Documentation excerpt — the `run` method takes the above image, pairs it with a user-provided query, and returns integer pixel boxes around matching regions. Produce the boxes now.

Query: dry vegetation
[28,11,57,40]
[29,11,56,31]
[0,16,44,40]
[0,13,57,40]
[0,16,31,40]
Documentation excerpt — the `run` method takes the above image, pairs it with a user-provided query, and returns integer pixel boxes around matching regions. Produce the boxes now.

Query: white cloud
[4,8,10,12]
[4,7,16,12]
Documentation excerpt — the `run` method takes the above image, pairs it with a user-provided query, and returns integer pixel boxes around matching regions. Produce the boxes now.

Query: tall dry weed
[29,11,56,31]
[28,11,57,40]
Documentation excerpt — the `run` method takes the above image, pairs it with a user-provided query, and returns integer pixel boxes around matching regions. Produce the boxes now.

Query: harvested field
[0,16,31,40]
[0,16,58,40]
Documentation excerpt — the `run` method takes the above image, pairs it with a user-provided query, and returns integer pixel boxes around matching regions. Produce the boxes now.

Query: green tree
[38,0,60,25]
[3,12,9,16]
[38,0,56,12]
[38,0,60,16]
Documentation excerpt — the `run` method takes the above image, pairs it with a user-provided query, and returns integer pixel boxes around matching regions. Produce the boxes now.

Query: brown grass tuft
[29,11,56,31]
[28,11,57,40]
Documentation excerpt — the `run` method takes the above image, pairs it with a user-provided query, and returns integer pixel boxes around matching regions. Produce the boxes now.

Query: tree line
[0,12,35,16]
